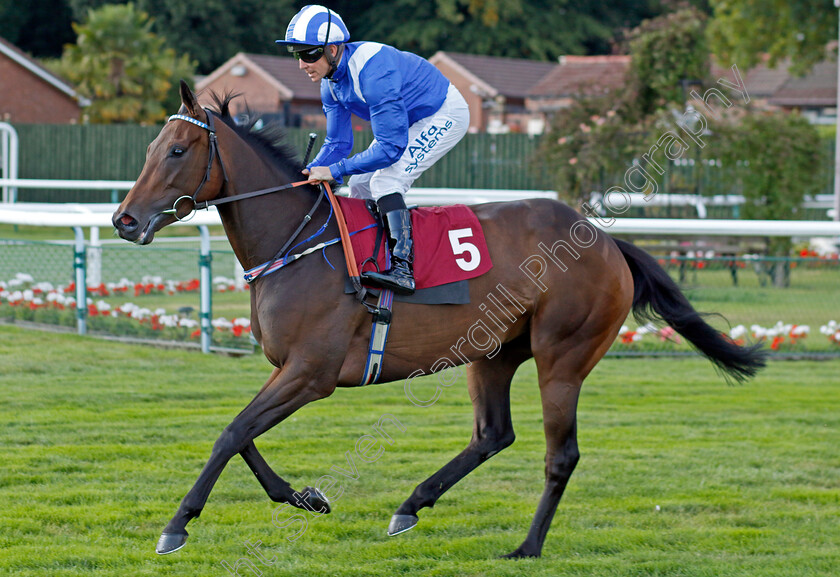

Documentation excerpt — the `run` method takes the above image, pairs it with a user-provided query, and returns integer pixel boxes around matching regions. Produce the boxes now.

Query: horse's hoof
[387,514,419,536]
[156,531,188,555]
[302,486,331,514]
[500,548,540,559]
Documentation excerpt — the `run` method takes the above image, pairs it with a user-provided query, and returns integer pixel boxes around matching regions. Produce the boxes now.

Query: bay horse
[112,82,765,557]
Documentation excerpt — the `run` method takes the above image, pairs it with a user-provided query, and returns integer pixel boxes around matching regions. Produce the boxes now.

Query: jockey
[276,5,470,295]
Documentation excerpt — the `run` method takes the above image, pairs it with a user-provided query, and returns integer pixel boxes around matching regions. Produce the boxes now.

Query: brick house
[710,58,790,110]
[429,51,556,134]
[526,55,631,125]
[764,59,837,125]
[196,52,370,129]
[197,49,836,135]
[0,36,87,123]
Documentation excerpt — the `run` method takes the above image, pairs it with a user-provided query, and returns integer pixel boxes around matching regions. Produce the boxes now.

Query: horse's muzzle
[112,210,162,245]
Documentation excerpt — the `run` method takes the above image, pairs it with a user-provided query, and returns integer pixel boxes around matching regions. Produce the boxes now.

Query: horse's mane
[203,91,303,178]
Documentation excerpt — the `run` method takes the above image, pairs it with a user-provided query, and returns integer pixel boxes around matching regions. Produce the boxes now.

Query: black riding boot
[363,195,415,295]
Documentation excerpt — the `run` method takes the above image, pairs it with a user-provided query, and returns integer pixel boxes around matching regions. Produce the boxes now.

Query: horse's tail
[614,238,766,382]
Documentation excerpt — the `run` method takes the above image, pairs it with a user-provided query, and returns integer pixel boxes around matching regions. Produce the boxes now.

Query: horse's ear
[179,80,200,117]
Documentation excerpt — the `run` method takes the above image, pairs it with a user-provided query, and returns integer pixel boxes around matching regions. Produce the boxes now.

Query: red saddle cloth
[336,196,493,290]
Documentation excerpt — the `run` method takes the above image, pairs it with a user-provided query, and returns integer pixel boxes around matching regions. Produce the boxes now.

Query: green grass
[1,325,837,576]
[677,266,840,330]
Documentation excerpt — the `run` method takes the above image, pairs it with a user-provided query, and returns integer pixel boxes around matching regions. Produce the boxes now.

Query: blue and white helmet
[275,5,350,50]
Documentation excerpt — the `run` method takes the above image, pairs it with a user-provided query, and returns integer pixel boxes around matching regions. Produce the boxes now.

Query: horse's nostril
[114,212,139,233]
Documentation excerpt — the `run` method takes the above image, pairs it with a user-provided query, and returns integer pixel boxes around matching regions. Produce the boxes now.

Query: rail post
[198,225,212,353]
[72,226,87,335]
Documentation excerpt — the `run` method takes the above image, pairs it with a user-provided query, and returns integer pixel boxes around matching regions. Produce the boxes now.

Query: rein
[165,111,367,300]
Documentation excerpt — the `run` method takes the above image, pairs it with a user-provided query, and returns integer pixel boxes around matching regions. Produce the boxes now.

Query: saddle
[331,195,494,385]
[337,196,493,299]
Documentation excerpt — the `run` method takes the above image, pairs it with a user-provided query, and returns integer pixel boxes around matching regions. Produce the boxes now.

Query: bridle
[163,109,313,221]
[164,110,326,283]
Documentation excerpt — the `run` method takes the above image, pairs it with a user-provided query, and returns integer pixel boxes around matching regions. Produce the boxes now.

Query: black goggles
[291,46,325,63]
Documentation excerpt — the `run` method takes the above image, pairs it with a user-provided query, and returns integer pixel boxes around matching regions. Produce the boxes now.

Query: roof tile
[529,56,630,98]
[440,52,556,99]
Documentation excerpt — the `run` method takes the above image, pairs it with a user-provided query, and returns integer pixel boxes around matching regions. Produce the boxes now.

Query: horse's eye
[170,146,186,157]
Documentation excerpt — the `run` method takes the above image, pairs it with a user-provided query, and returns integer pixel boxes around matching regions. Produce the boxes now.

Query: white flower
[46,293,66,305]
[159,315,179,327]
[15,273,34,283]
[637,322,657,335]
[212,318,233,330]
[729,325,746,340]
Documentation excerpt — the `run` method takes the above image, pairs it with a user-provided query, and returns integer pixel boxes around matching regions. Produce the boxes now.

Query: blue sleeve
[309,82,353,181]
[329,51,409,178]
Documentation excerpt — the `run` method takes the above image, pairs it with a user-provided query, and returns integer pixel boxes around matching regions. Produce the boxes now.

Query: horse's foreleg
[389,344,528,536]
[156,366,335,555]
[240,441,331,511]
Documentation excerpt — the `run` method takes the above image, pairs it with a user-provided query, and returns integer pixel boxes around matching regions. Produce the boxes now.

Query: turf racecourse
[1,326,837,577]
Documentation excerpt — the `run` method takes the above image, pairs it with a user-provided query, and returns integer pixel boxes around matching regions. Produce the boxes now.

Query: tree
[49,3,195,123]
[626,6,711,117]
[50,0,709,67]
[537,6,713,203]
[535,97,652,203]
[358,0,633,60]
[710,112,822,286]
[536,5,827,271]
[0,0,75,58]
[69,0,295,74]
[707,0,838,74]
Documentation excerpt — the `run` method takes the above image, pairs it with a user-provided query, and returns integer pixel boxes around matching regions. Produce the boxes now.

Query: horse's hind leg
[504,350,584,558]
[389,341,530,535]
